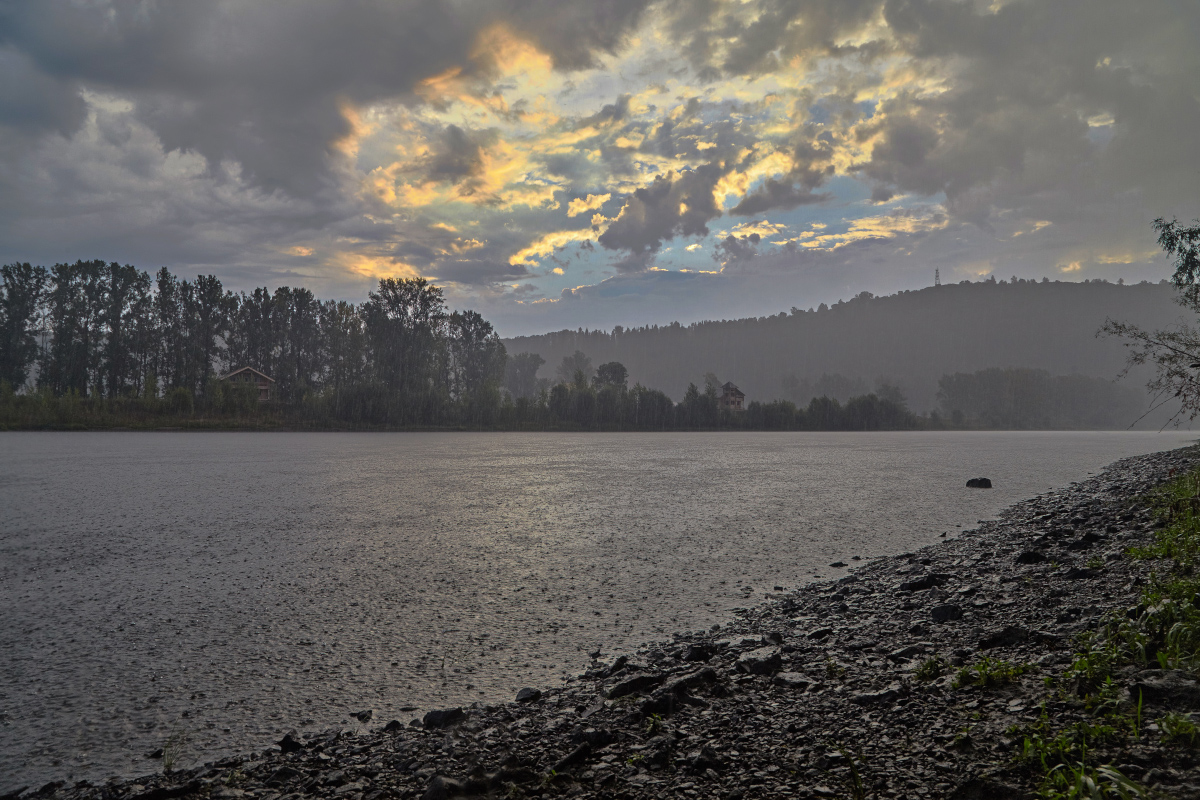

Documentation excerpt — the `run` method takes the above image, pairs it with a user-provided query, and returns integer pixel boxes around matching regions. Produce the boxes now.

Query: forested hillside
[505,279,1180,416]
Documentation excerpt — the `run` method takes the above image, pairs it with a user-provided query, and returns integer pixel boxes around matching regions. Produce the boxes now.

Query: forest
[506,277,1175,419]
[0,259,919,431]
[0,259,1156,430]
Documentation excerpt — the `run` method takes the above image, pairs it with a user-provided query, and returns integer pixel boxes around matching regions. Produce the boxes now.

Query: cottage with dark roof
[220,366,275,401]
[719,381,745,411]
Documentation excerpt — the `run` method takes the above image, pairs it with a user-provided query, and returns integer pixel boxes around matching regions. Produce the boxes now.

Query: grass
[914,655,946,682]
[1158,712,1200,747]
[161,730,187,774]
[952,657,1033,689]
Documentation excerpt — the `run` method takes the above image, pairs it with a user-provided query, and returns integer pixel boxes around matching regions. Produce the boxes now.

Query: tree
[555,350,593,384]
[39,260,106,395]
[594,361,628,388]
[1102,219,1200,424]
[0,262,48,389]
[505,352,545,399]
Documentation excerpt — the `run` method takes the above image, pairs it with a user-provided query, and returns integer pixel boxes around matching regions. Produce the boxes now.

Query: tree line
[0,258,931,431]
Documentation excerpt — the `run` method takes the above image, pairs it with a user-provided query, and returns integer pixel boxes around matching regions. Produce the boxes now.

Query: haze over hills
[505,278,1185,421]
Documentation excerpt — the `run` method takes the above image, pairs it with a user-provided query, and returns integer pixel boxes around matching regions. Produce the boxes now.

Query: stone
[735,646,783,675]
[849,683,903,705]
[422,707,466,729]
[515,687,541,703]
[932,603,964,623]
[607,672,666,698]
[774,672,817,689]
[383,719,403,732]
[277,732,303,753]
[900,574,951,591]
[1063,567,1098,579]
[808,627,834,640]
[1015,551,1046,565]
[978,626,1029,650]
[829,561,847,568]
[421,775,465,800]
[1133,670,1200,708]
[353,709,372,723]
[966,478,993,488]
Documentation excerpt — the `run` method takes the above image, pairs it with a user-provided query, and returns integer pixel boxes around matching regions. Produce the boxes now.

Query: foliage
[952,657,1032,689]
[1101,218,1200,425]
[914,655,947,682]
[937,368,1142,430]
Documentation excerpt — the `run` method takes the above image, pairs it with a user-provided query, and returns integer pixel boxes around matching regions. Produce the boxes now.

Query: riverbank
[8,445,1200,800]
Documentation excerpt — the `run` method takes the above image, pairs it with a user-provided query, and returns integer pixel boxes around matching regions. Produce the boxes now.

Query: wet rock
[264,767,303,787]
[607,672,665,699]
[422,708,465,729]
[277,732,304,753]
[686,745,724,772]
[681,643,713,662]
[552,743,592,772]
[900,574,951,591]
[1133,670,1200,708]
[808,627,833,640]
[966,478,993,488]
[515,687,541,703]
[978,625,1029,650]
[1063,567,1099,580]
[383,719,403,732]
[353,709,372,723]
[849,683,903,705]
[774,672,817,689]
[931,603,964,623]
[735,646,782,675]
[829,561,847,568]
[1015,551,1047,565]
[421,775,464,800]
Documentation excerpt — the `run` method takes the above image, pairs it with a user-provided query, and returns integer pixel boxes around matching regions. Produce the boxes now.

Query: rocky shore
[9,446,1200,800]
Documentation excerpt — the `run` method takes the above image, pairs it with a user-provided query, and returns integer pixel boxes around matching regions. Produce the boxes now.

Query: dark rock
[265,767,303,787]
[1133,670,1200,708]
[979,625,1029,649]
[808,627,833,640]
[383,719,403,732]
[277,733,304,753]
[829,561,847,568]
[353,709,372,723]
[682,643,713,661]
[887,644,927,661]
[127,782,201,800]
[552,743,592,772]
[1063,567,1098,579]
[932,603,964,623]
[687,745,725,772]
[774,672,817,689]
[0,788,27,800]
[949,775,1021,799]
[849,683,903,705]
[966,478,993,488]
[422,707,466,729]
[607,672,665,699]
[421,775,465,800]
[900,574,951,591]
[515,687,541,703]
[1015,551,1047,565]
[145,748,164,760]
[735,646,783,675]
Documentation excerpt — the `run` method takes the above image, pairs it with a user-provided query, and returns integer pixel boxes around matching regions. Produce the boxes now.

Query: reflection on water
[0,430,1193,788]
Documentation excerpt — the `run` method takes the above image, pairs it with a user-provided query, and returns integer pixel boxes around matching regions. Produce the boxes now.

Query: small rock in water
[423,707,465,729]
[352,709,372,723]
[515,687,541,703]
[966,477,993,488]
[277,732,303,753]
[145,748,164,760]
[829,561,847,568]
[383,719,403,732]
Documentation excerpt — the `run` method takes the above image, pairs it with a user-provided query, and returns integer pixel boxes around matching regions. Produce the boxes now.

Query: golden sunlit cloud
[567,193,611,217]
[509,227,599,265]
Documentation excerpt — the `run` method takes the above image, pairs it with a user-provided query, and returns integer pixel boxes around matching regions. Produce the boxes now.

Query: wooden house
[220,366,275,401]
[719,381,745,411]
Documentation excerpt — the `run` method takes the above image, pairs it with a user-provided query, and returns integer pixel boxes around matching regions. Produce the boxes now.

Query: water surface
[0,430,1193,788]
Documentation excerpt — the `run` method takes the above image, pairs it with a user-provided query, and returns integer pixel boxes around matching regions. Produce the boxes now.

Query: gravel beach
[9,445,1200,800]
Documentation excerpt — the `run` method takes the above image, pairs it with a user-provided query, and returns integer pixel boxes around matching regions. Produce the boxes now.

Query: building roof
[720,381,744,396]
[220,366,276,382]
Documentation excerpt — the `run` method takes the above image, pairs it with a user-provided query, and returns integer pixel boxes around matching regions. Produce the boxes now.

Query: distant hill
[504,278,1186,421]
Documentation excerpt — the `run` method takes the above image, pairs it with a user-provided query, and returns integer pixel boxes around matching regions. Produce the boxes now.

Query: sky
[1,0,1198,336]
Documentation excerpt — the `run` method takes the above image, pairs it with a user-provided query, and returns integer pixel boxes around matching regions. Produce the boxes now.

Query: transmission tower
[935,268,941,286]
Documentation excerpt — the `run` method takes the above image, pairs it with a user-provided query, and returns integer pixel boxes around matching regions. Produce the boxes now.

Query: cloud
[567,193,611,217]
[598,164,724,255]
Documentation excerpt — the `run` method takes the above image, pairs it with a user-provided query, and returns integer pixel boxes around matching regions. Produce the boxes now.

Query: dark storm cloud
[0,0,652,195]
[426,125,494,186]
[598,164,724,255]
